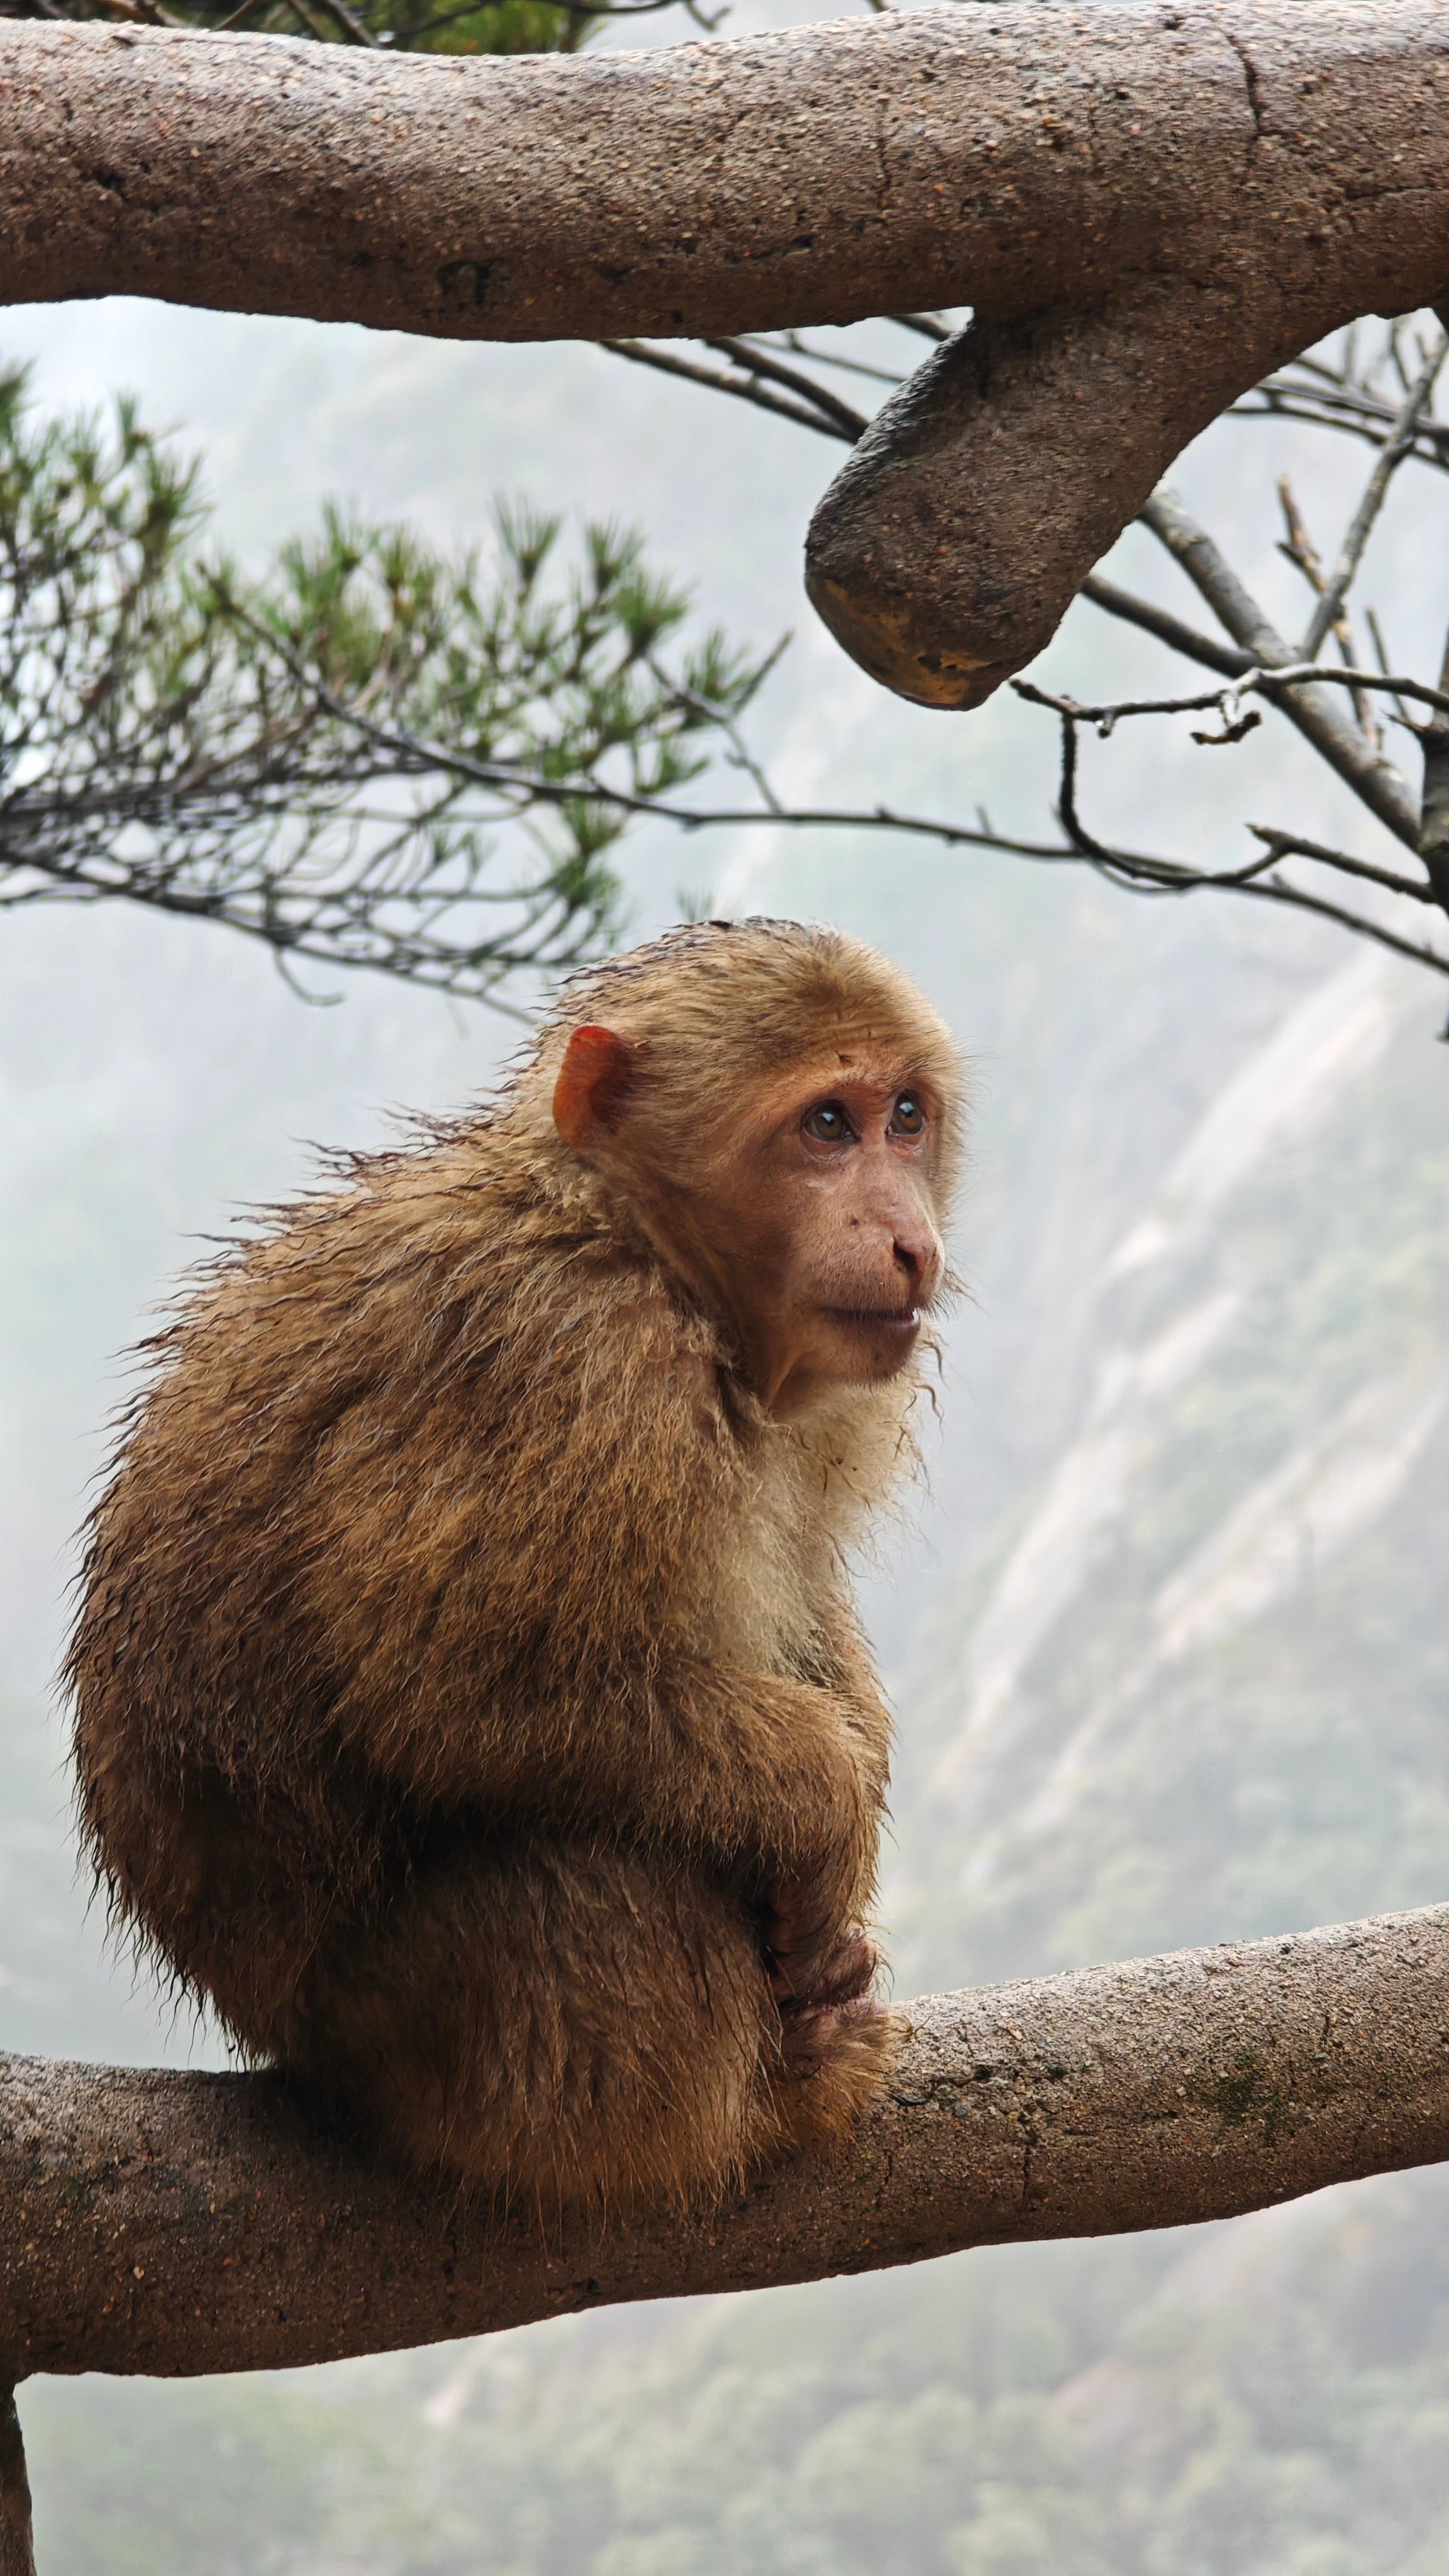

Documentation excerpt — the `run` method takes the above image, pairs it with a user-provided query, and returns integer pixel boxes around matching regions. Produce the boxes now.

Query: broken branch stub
[3,1906,1449,2383]
[806,1,1449,706]
[3,3,1449,706]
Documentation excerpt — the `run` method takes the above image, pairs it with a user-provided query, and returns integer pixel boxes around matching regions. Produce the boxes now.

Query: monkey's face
[684,1045,947,1418]
[552,1011,950,1423]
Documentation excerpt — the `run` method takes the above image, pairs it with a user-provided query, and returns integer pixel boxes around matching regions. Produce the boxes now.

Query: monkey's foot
[771,1983,903,2159]
[764,1899,877,2008]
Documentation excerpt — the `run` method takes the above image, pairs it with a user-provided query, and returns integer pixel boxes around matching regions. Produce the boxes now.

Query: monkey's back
[67,1115,679,2062]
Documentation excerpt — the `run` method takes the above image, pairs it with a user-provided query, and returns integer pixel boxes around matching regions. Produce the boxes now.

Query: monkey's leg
[290,1840,798,2213]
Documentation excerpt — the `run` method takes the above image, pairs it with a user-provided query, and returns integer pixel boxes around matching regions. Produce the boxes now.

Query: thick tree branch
[3,3,1449,704]
[3,1905,1449,2384]
[4,4,1445,355]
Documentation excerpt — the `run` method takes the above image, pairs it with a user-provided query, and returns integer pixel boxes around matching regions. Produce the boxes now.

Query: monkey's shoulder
[124,1162,745,1531]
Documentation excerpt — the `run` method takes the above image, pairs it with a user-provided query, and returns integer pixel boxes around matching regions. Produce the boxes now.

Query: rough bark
[3,1904,1448,2384]
[1,3,1448,705]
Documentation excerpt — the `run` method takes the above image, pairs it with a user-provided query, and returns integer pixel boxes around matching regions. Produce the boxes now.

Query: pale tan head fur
[531,918,964,1431]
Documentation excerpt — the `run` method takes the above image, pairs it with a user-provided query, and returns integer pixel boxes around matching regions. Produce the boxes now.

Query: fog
[4,116,1449,2570]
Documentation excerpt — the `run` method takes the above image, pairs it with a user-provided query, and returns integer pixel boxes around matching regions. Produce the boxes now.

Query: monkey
[67,919,964,2216]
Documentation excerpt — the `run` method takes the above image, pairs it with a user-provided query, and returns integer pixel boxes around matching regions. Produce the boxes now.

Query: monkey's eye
[891,1093,926,1136]
[802,1100,854,1145]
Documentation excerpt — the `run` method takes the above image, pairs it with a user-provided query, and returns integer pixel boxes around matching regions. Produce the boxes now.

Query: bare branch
[1016,664,1449,727]
[1301,328,1449,660]
[699,336,869,440]
[1141,490,1421,848]
[889,314,952,344]
[725,331,902,389]
[1080,574,1257,682]
[1275,473,1377,736]
[274,674,1447,985]
[1221,870,1449,974]
[599,340,855,441]
[6,1909,1449,2384]
[1418,614,1449,908]
[1236,378,1449,476]
[1244,826,1443,906]
[1143,488,1318,669]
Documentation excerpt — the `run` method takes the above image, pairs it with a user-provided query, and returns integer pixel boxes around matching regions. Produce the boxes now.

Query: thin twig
[1018,663,1449,725]
[1141,489,1419,848]
[599,341,853,442]
[1275,472,1375,737]
[1365,608,1414,728]
[647,650,791,814]
[753,331,908,388]
[1246,826,1441,905]
[699,336,869,440]
[1080,574,1255,680]
[1302,330,1449,659]
[890,314,952,343]
[290,684,1449,979]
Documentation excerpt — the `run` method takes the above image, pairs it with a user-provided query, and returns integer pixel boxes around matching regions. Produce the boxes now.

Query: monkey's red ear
[553,1025,635,1150]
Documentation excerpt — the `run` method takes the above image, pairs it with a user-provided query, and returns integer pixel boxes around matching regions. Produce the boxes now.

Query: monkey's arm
[307,1289,880,1933]
[620,1653,881,1935]
[607,1651,888,2009]
[355,1639,878,1969]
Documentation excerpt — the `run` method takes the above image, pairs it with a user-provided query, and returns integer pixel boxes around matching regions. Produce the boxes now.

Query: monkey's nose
[891,1224,937,1297]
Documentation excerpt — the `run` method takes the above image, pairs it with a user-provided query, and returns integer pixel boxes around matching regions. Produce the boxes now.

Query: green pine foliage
[3,0,704,64]
[0,369,767,1002]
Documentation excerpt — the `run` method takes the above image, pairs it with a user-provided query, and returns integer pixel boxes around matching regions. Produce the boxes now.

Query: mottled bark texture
[1,4,1448,703]
[3,1906,1448,2384]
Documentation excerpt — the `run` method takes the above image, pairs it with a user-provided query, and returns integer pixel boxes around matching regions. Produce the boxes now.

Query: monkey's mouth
[826,1306,921,1335]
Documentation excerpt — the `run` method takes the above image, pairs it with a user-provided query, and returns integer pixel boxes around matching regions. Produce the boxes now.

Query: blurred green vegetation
[25,2177,1449,2575]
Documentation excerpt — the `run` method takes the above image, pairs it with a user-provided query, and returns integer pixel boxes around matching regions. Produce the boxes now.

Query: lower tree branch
[4,1905,1448,2384]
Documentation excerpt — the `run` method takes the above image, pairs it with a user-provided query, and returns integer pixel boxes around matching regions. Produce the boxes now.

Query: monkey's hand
[763,1892,877,2014]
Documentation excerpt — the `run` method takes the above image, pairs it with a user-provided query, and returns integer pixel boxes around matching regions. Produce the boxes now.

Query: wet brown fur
[67,920,964,2214]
